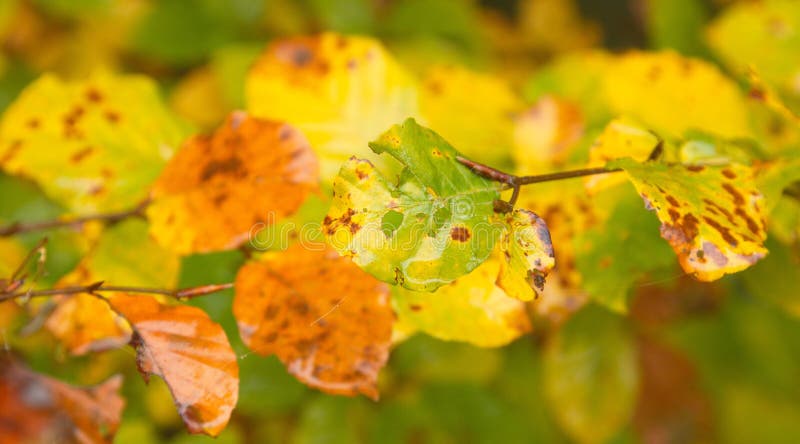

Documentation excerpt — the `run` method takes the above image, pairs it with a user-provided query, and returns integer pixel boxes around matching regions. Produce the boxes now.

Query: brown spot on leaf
[721,169,736,179]
[70,146,94,163]
[450,226,471,242]
[85,88,103,103]
[686,165,705,172]
[721,183,744,205]
[703,216,738,246]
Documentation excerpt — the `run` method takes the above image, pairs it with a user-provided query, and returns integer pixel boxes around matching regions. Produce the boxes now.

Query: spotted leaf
[107,294,239,437]
[233,244,393,400]
[0,356,124,444]
[147,112,318,254]
[0,71,191,213]
[610,158,768,281]
[495,209,556,301]
[245,32,419,181]
[393,257,531,348]
[324,118,503,292]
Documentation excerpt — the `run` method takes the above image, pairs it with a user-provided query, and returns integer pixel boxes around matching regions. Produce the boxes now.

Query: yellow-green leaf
[324,119,502,292]
[392,257,531,347]
[0,71,192,213]
[610,158,768,281]
[495,209,555,301]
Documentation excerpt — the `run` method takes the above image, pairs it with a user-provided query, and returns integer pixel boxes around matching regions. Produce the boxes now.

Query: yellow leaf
[495,209,556,301]
[245,32,419,181]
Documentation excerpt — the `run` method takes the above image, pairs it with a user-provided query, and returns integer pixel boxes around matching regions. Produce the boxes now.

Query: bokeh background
[1,0,800,443]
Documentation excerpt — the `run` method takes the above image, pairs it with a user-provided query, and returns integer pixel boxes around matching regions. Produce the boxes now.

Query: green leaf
[609,157,768,281]
[324,118,502,291]
[544,305,639,444]
[575,190,676,312]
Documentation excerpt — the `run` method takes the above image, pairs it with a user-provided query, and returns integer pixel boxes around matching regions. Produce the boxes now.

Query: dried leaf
[0,71,191,213]
[147,112,319,254]
[495,209,556,301]
[233,245,393,400]
[611,158,768,281]
[245,32,419,180]
[0,356,124,444]
[324,118,502,292]
[107,294,239,436]
[393,257,531,347]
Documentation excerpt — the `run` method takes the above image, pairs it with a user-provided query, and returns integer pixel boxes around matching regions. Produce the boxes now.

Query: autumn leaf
[233,244,393,400]
[419,65,523,167]
[46,219,179,355]
[544,304,639,444]
[610,157,768,281]
[393,257,531,347]
[512,95,584,171]
[495,209,556,301]
[245,32,419,181]
[0,71,191,213]
[107,294,239,436]
[324,118,502,292]
[584,117,662,192]
[0,356,124,443]
[147,112,319,254]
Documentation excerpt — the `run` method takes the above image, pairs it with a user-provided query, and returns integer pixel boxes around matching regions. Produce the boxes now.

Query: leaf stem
[0,281,234,303]
[0,199,150,238]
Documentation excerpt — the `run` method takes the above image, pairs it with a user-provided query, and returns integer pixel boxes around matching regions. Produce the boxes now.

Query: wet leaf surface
[324,118,502,291]
[147,112,318,254]
[233,244,393,400]
[108,294,239,436]
[0,356,124,443]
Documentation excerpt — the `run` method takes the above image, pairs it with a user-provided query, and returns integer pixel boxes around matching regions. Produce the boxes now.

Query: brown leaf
[233,245,393,400]
[0,356,124,444]
[147,112,319,254]
[107,295,239,436]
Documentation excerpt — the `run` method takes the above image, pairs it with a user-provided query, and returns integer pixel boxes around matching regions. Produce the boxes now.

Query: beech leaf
[107,294,239,437]
[147,112,319,254]
[0,356,124,444]
[610,158,768,281]
[495,209,556,301]
[233,245,393,400]
[324,118,502,292]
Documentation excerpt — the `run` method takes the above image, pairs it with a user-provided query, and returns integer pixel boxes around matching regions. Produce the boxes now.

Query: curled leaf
[148,112,319,254]
[107,294,239,436]
[0,356,124,443]
[324,118,502,292]
[496,209,556,301]
[393,257,531,347]
[0,71,191,213]
[233,245,393,400]
[611,158,767,281]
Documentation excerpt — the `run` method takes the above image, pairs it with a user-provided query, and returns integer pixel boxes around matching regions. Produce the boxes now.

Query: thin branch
[0,199,150,238]
[0,281,234,303]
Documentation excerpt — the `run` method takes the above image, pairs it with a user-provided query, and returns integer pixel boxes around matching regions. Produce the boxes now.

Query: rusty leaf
[610,158,768,281]
[107,294,239,436]
[0,356,124,444]
[233,244,393,400]
[147,112,319,254]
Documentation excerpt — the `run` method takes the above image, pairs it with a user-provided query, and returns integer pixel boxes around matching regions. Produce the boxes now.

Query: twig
[0,199,150,237]
[0,281,234,303]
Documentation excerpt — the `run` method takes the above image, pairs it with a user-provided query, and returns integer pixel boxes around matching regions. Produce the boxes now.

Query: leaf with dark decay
[245,32,419,181]
[107,294,239,437]
[610,158,768,281]
[147,112,319,254]
[393,257,531,347]
[0,356,124,443]
[324,118,503,292]
[233,244,393,400]
[0,72,191,213]
[495,209,556,301]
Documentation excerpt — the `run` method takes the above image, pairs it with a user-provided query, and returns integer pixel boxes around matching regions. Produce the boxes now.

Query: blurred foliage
[0,0,799,443]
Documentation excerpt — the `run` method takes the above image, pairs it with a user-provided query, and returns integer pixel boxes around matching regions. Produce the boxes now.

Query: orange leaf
[233,245,393,400]
[107,294,239,436]
[0,356,124,443]
[148,112,319,254]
